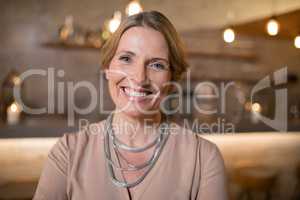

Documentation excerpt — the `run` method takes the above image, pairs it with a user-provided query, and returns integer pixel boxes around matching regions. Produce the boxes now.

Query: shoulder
[168,122,218,151]
[51,120,107,156]
[168,122,223,164]
[195,134,226,180]
[196,134,221,161]
[47,120,107,173]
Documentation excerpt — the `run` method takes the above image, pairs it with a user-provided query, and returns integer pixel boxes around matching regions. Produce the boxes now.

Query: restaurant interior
[1,0,300,199]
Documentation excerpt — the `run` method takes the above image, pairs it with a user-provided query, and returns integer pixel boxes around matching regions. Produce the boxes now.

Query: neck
[111,111,162,146]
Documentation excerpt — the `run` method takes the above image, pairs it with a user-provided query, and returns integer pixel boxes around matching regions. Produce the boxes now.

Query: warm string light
[266,18,280,36]
[126,0,143,16]
[108,11,122,33]
[223,27,235,43]
[267,0,279,36]
[294,35,300,49]
[106,1,143,36]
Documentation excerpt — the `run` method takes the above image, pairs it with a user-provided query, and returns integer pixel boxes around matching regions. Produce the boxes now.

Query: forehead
[116,26,169,58]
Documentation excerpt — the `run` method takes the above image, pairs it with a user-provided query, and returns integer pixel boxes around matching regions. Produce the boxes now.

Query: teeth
[123,88,147,97]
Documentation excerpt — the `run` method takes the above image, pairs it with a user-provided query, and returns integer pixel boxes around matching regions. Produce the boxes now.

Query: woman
[34,11,228,200]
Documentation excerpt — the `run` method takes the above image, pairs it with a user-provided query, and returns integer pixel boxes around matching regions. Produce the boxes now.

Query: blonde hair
[100,11,189,81]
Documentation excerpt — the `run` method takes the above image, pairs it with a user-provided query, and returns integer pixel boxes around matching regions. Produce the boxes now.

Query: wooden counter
[1,133,300,199]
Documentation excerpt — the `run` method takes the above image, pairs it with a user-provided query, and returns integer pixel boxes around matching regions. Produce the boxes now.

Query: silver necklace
[108,139,163,171]
[110,131,161,153]
[103,113,170,188]
[109,114,167,153]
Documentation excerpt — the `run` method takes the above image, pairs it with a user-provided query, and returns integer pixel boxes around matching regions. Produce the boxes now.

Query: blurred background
[0,0,300,199]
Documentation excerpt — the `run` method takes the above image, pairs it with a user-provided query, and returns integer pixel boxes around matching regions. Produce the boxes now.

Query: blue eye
[150,62,165,70]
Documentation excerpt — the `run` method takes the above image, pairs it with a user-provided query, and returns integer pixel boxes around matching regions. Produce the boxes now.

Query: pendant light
[294,34,300,49]
[223,9,236,44]
[266,0,279,36]
[223,27,235,43]
[108,11,122,33]
[125,0,143,16]
[266,17,280,36]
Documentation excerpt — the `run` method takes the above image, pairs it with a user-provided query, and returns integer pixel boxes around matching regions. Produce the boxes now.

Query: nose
[131,64,148,84]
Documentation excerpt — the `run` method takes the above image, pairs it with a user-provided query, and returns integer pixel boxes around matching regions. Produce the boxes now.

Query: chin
[117,104,160,119]
[122,110,146,119]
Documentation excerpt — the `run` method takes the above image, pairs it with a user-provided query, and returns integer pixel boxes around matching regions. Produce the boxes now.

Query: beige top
[33,120,228,200]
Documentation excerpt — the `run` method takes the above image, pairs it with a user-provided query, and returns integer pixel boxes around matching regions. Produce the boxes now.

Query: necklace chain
[103,113,170,188]
[110,130,161,153]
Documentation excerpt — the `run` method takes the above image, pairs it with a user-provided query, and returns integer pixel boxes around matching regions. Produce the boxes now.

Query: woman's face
[107,26,172,118]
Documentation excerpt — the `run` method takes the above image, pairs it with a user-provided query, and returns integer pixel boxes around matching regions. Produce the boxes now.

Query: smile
[120,86,154,98]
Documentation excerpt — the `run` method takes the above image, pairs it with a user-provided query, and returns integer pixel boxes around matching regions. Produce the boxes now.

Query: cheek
[108,79,119,97]
[150,72,172,93]
[108,81,115,98]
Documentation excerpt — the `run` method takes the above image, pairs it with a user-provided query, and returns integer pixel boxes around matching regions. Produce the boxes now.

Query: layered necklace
[104,113,170,188]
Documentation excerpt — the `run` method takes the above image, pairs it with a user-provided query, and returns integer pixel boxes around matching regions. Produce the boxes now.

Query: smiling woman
[33,11,229,200]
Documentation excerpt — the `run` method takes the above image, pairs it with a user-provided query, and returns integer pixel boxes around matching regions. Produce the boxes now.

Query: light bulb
[126,0,143,16]
[251,102,262,113]
[12,76,21,85]
[294,35,300,49]
[10,103,18,112]
[267,18,279,36]
[108,11,122,33]
[223,28,235,43]
[9,102,21,113]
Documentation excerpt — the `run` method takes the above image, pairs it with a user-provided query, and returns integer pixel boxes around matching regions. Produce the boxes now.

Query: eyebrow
[116,50,169,63]
[116,50,136,56]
